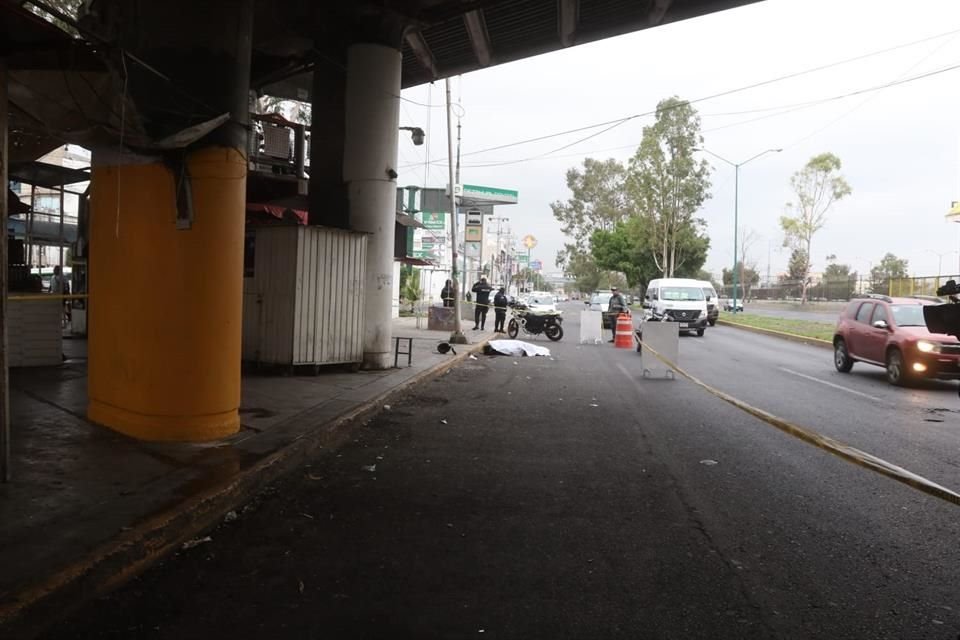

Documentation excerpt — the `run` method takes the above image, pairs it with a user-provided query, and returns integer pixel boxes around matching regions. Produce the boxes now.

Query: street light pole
[445,78,465,344]
[696,147,781,313]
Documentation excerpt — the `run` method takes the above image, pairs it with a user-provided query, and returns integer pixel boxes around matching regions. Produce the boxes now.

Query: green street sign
[419,211,446,230]
[461,184,518,205]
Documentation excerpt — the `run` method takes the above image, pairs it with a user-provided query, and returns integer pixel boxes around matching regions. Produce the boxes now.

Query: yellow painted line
[637,338,960,508]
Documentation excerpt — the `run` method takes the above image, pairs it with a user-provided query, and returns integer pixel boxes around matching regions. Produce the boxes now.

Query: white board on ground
[640,321,678,379]
[579,310,604,344]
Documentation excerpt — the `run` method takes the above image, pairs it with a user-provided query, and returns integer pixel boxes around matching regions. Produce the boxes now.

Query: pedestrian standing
[440,279,455,307]
[49,265,71,326]
[607,286,628,343]
[493,286,508,333]
[471,276,493,330]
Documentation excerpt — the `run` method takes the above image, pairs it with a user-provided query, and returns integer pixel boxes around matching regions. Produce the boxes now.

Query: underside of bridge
[1,0,759,442]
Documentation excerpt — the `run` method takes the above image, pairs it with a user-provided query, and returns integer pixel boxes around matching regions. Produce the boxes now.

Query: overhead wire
[398,25,960,169]
[781,30,960,152]
[439,58,960,169]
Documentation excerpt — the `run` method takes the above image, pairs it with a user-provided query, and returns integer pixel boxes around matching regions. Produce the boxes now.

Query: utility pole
[455,119,467,296]
[445,78,465,343]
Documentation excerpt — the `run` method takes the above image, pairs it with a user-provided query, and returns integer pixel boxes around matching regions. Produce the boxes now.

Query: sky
[395,0,960,282]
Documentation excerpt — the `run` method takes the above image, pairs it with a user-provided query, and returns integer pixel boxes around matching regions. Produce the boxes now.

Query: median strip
[717,313,834,348]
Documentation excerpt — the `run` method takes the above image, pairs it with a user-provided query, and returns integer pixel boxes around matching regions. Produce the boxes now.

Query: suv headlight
[916,340,941,353]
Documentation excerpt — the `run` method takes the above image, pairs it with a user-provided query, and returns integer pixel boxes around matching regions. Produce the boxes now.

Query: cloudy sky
[396,0,960,281]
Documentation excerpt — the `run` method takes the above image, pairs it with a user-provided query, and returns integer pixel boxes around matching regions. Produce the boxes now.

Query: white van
[643,278,709,336]
[695,280,720,326]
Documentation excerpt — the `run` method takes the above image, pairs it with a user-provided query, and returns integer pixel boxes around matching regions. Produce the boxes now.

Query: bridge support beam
[87,0,252,440]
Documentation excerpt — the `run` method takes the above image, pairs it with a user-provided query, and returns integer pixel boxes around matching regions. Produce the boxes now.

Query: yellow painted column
[88,147,245,441]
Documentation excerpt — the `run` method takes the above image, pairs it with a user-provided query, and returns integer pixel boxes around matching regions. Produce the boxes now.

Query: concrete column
[86,0,252,441]
[342,43,401,370]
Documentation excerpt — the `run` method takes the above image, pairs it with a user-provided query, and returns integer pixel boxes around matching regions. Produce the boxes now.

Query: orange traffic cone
[615,313,633,349]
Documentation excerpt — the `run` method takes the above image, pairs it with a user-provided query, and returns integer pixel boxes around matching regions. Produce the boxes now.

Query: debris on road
[440,419,448,425]
[223,511,238,524]
[469,354,478,360]
[300,512,314,520]
[589,403,599,407]
[700,459,718,466]
[362,464,377,472]
[384,404,391,411]
[298,580,305,594]
[182,536,212,551]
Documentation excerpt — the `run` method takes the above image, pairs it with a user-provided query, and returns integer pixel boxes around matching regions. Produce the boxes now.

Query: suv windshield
[661,287,705,301]
[890,304,926,327]
[531,296,555,305]
[592,294,611,304]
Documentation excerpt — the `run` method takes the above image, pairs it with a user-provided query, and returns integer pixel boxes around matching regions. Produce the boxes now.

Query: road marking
[634,337,960,508]
[778,367,884,403]
[616,362,645,393]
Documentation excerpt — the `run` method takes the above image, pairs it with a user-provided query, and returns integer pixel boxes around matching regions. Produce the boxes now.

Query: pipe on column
[342,43,401,370]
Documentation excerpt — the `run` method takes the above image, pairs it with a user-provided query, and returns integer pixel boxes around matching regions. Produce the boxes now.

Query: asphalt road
[43,303,960,639]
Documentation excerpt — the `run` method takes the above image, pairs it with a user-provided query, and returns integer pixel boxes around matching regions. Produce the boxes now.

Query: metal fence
[720,275,960,302]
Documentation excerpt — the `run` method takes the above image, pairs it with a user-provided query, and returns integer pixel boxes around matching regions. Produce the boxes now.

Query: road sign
[465,226,482,242]
[465,241,481,258]
[517,254,529,264]
[460,184,519,205]
[522,234,537,249]
[420,212,446,230]
[530,260,542,271]
[465,208,483,226]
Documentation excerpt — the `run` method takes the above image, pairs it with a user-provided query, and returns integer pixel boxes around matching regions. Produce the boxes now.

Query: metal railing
[721,275,960,302]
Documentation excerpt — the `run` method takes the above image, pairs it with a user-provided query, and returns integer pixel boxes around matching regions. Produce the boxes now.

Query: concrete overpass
[1,0,760,446]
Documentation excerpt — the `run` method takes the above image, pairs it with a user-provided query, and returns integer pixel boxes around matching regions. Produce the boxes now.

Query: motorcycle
[507,301,564,341]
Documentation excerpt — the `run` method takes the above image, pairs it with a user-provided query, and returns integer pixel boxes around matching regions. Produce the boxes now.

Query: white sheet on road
[640,321,679,379]
[488,340,551,357]
[579,310,604,344]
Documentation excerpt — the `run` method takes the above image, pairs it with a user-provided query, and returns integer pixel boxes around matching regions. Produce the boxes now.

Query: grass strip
[721,313,834,342]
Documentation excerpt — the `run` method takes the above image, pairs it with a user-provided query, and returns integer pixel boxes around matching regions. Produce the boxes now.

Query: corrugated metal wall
[293,226,366,364]
[242,226,366,366]
[253,227,298,364]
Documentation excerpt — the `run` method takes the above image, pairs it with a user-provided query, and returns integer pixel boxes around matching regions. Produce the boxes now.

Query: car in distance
[587,290,615,328]
[833,294,960,385]
[723,298,744,312]
[527,292,558,314]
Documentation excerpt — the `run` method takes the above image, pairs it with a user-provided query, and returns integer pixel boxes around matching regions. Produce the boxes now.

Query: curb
[716,319,833,350]
[0,338,492,639]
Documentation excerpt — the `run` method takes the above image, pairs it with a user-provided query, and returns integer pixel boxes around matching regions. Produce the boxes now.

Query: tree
[822,261,856,300]
[871,253,909,294]
[625,97,711,277]
[723,262,760,300]
[780,153,851,304]
[591,215,709,290]
[399,265,421,312]
[735,228,761,303]
[552,158,629,251]
[552,158,629,293]
[783,248,809,299]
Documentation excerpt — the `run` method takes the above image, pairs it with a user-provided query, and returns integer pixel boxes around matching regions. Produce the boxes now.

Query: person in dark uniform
[493,287,508,333]
[607,286,628,342]
[471,276,493,330]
